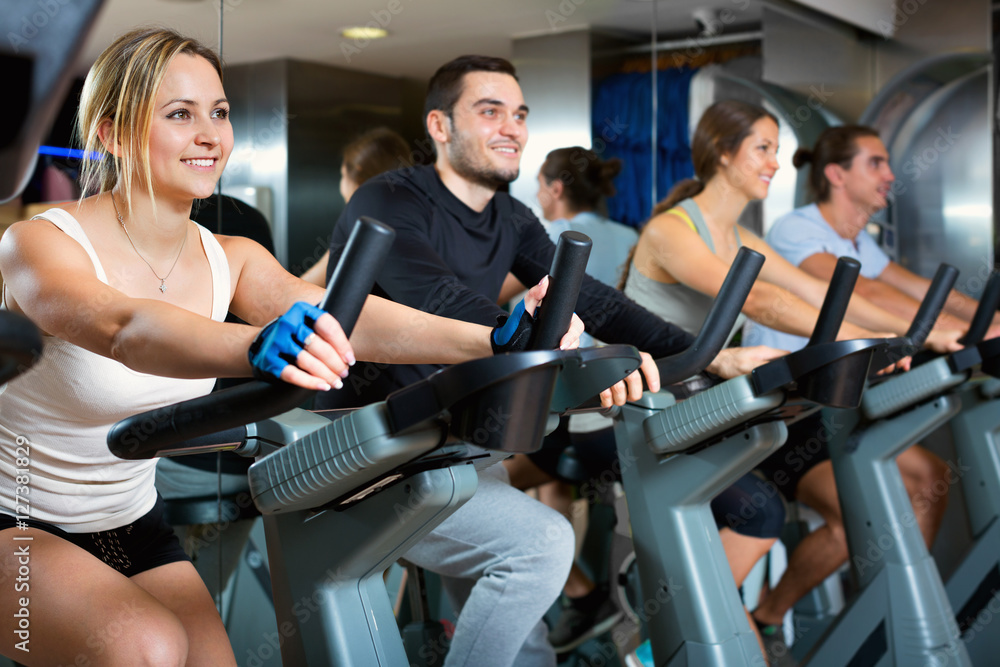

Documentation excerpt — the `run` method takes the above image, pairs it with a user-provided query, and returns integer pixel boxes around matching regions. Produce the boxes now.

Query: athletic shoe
[755,617,794,667]
[547,587,623,654]
[624,638,652,667]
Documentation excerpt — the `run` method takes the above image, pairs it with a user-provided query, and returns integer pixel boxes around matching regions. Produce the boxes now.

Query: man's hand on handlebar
[600,352,658,408]
[492,276,585,353]
[248,302,355,391]
[560,314,585,350]
[596,345,788,407]
[522,277,584,350]
[876,357,911,374]
[874,327,961,376]
[858,331,910,374]
[706,346,786,379]
[926,327,964,354]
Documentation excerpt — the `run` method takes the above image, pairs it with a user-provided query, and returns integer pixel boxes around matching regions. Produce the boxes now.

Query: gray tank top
[623,198,747,345]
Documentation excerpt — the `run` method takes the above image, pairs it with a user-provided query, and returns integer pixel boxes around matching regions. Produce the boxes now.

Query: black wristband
[491,306,536,354]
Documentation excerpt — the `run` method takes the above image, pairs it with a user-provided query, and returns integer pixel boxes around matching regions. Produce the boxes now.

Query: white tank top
[0,208,231,532]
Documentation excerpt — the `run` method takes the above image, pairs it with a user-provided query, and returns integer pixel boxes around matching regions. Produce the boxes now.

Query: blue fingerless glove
[491,298,536,354]
[248,302,327,382]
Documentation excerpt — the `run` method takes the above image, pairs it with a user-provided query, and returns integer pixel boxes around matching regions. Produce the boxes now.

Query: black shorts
[0,495,189,577]
[756,411,832,501]
[528,417,786,539]
[527,416,619,482]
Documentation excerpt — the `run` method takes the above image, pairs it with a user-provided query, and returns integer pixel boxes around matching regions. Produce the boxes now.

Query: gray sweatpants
[404,463,575,667]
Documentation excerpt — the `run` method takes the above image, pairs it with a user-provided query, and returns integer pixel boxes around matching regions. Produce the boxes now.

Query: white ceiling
[79,0,763,81]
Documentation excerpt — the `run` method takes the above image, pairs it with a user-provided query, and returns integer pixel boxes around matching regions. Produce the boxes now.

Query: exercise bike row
[2,225,999,667]
[130,246,1000,667]
[584,258,1000,667]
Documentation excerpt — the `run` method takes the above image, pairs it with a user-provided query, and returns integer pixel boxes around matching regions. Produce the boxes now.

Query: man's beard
[447,131,519,189]
[854,190,889,220]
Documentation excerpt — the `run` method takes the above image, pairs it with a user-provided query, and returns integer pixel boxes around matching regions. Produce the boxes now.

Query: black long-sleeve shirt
[316,165,693,409]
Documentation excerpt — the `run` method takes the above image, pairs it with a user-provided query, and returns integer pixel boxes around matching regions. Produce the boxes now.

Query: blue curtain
[592,67,696,228]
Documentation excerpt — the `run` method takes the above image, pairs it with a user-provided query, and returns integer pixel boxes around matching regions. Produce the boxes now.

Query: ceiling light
[340,26,389,40]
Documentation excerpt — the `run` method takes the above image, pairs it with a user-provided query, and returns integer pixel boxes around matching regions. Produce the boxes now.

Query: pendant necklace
[111,194,186,293]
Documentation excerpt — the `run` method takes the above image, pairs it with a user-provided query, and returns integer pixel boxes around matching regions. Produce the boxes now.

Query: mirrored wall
[10,0,996,286]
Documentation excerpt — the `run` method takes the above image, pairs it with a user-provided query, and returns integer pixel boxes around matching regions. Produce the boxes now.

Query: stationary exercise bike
[606,256,949,666]
[0,314,43,667]
[781,264,988,667]
[944,298,1000,664]
[804,268,1000,666]
[109,221,643,666]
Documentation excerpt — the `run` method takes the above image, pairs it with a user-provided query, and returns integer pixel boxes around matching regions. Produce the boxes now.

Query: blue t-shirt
[743,203,890,352]
[544,212,638,288]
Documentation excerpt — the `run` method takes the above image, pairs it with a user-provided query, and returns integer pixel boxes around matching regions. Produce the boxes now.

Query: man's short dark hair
[423,55,519,121]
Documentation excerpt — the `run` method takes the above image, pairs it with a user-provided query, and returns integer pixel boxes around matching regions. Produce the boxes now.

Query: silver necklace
[111,194,186,293]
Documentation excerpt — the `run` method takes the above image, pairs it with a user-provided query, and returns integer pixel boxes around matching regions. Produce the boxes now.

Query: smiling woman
[77,30,231,216]
[0,29,247,667]
[0,26,565,667]
[621,100,915,345]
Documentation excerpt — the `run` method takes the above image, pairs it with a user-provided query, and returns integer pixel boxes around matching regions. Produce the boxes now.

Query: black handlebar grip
[657,247,765,384]
[320,216,396,338]
[807,257,861,347]
[0,311,43,386]
[108,383,272,460]
[532,231,592,350]
[906,263,959,348]
[958,270,1000,346]
[108,218,397,460]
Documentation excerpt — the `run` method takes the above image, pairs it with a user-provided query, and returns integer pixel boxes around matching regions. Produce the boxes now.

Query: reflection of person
[0,29,568,666]
[745,124,1000,351]
[504,146,639,653]
[497,147,636,307]
[623,102,955,660]
[745,124,977,645]
[321,56,783,667]
[300,127,412,286]
[537,148,637,285]
[622,103,960,351]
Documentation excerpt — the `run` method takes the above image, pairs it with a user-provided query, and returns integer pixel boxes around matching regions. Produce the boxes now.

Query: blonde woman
[0,28,578,666]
